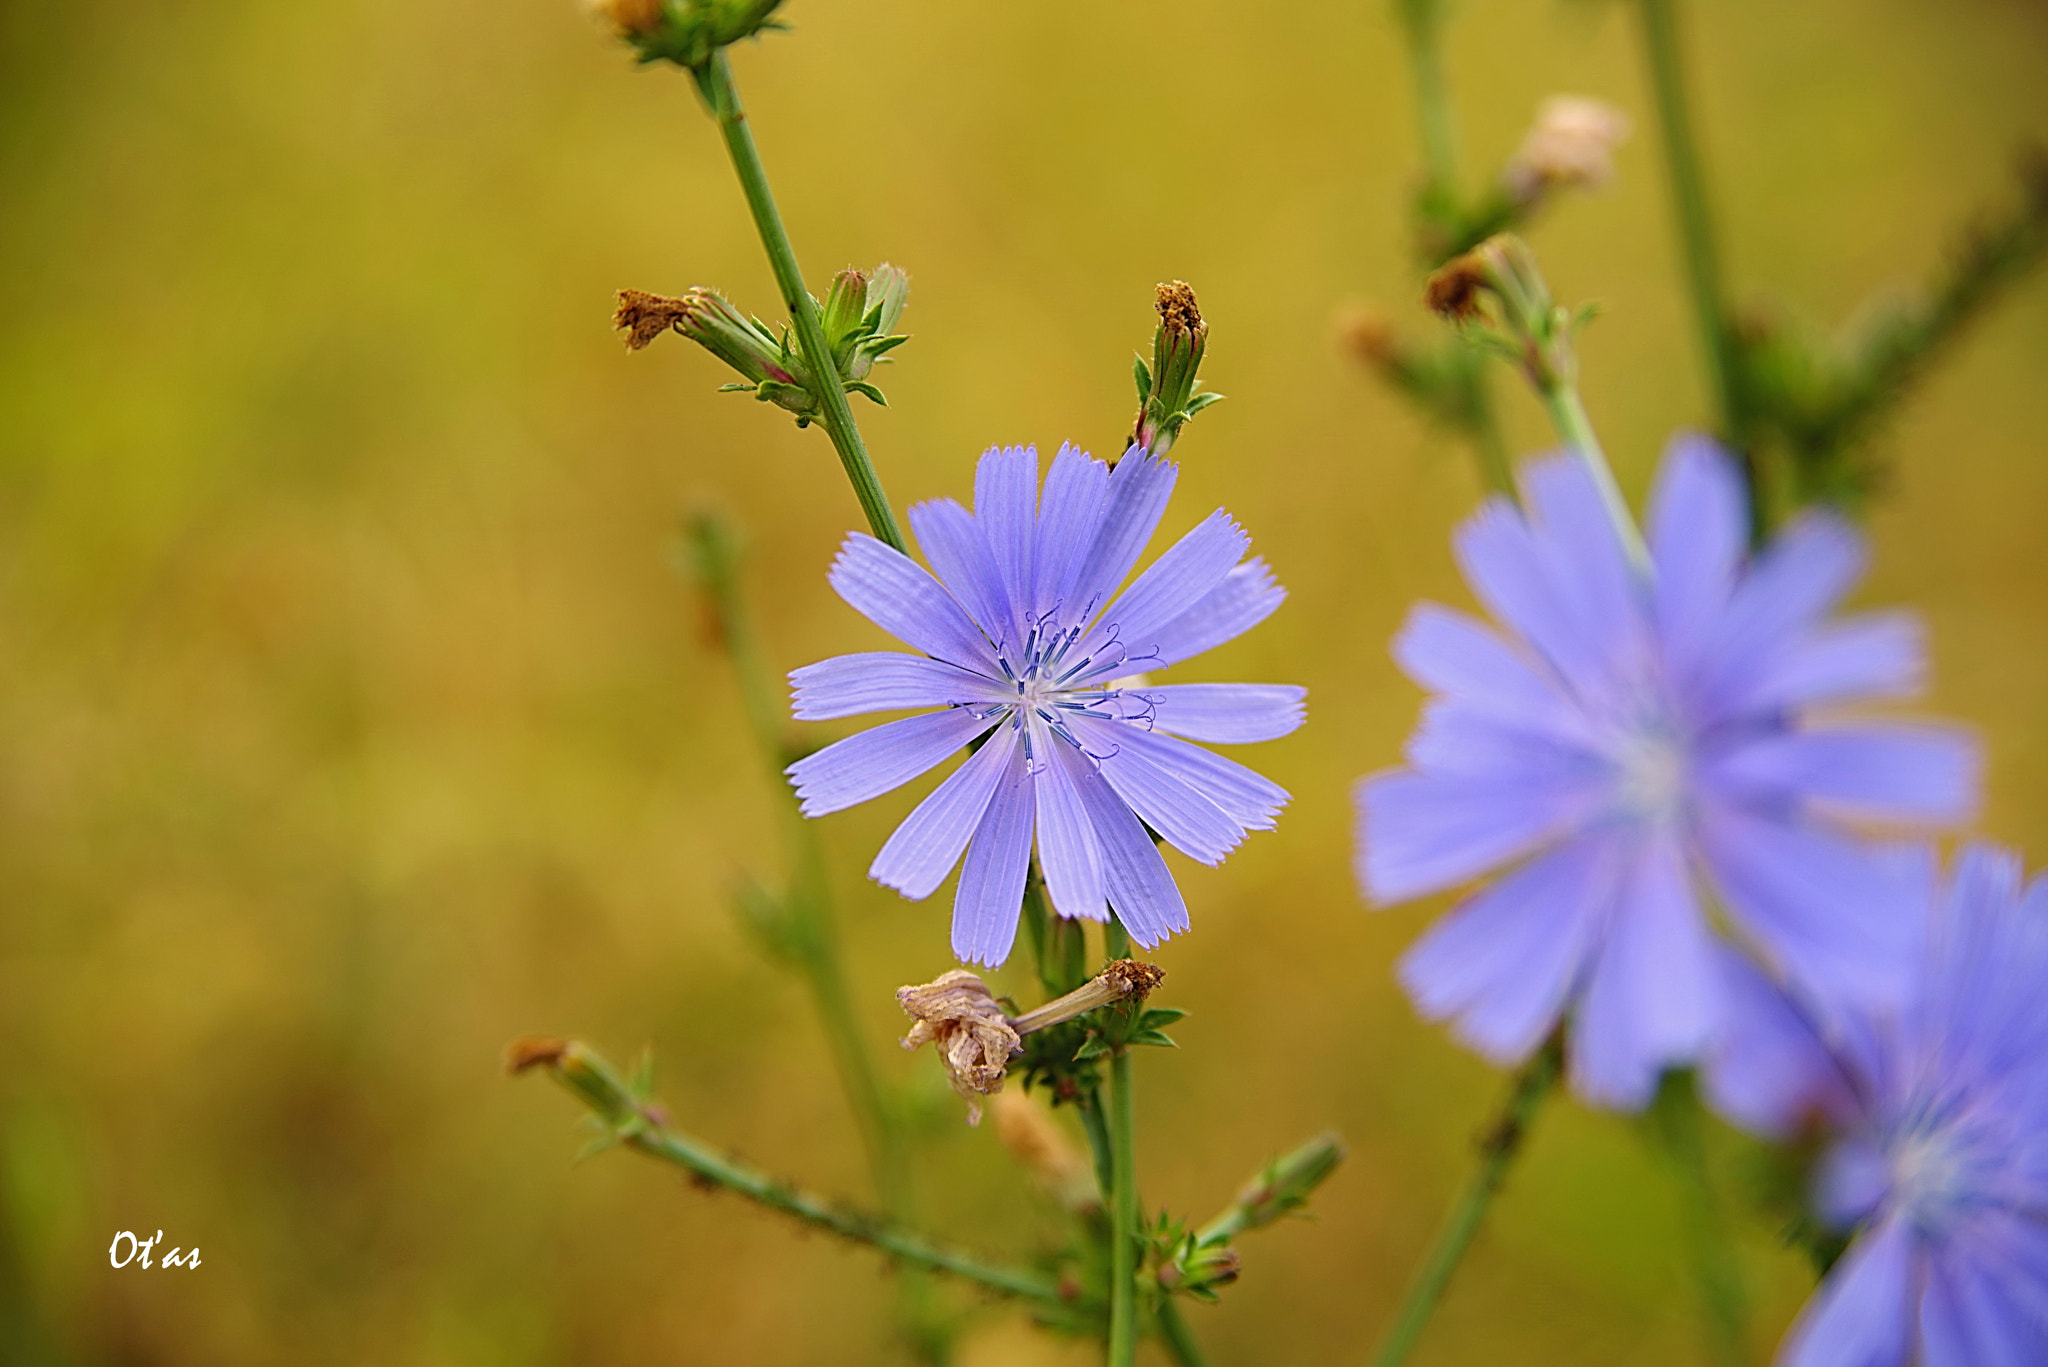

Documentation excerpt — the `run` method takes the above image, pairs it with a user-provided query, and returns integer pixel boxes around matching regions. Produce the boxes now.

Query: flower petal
[1355,766,1578,903]
[829,533,995,671]
[1086,716,1246,865]
[1571,830,1719,1110]
[870,725,1020,899]
[1059,743,1190,949]
[1114,724,1287,832]
[1691,511,1866,719]
[786,707,998,818]
[1392,603,1573,733]
[1142,683,1306,744]
[1920,1224,2048,1367]
[1068,450,1178,624]
[1707,725,1979,826]
[1031,721,1107,922]
[1694,804,1923,1007]
[975,444,1038,637]
[1699,946,1862,1140]
[1397,832,1614,1065]
[1080,510,1248,678]
[1030,443,1109,628]
[1648,434,1746,677]
[1782,1215,1918,1367]
[790,652,1003,720]
[953,738,1035,967]
[1741,612,1926,711]
[1146,557,1287,669]
[908,498,1015,650]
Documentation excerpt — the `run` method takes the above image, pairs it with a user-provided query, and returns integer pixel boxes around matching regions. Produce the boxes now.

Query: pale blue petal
[1920,1224,2048,1367]
[870,725,1020,899]
[953,738,1035,967]
[1741,613,1925,711]
[908,498,1015,648]
[975,445,1038,637]
[1695,805,1921,1008]
[1571,831,1719,1110]
[1519,454,1641,683]
[1356,767,1577,903]
[1782,1215,1917,1367]
[1084,715,1246,865]
[1397,833,1613,1065]
[1700,946,1861,1140]
[1404,699,1605,787]
[1030,443,1109,627]
[1060,744,1190,949]
[1707,725,1979,825]
[1032,722,1107,922]
[1079,510,1248,678]
[790,652,1003,720]
[1115,724,1287,831]
[786,707,997,817]
[829,533,995,671]
[1068,450,1178,623]
[1146,557,1286,669]
[1393,603,1573,733]
[1815,1137,1891,1229]
[1692,512,1866,720]
[1143,683,1305,744]
[1648,434,1747,676]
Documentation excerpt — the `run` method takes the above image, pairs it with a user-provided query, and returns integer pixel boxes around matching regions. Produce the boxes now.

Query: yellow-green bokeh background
[4,1,2047,1362]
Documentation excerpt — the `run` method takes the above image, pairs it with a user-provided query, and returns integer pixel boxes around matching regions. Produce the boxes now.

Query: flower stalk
[689,49,908,552]
[1369,1034,1562,1367]
[507,1037,1060,1302]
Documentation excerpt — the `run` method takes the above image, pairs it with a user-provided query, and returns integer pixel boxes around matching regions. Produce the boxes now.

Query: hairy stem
[1535,367,1651,574]
[693,50,907,552]
[1369,1036,1562,1367]
[1108,1046,1141,1367]
[1636,0,1742,448]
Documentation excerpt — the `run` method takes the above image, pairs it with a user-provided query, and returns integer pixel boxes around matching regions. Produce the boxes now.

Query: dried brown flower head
[503,1036,571,1074]
[613,288,691,351]
[896,970,1021,1125]
[1424,255,1490,323]
[584,0,667,37]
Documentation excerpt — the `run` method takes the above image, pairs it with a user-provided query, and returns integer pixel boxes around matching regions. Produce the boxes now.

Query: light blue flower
[788,444,1303,966]
[1705,843,2048,1366]
[1356,436,1977,1108]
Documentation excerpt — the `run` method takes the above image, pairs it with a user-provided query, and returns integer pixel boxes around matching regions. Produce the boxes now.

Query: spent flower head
[1703,844,2048,1365]
[1357,436,1977,1108]
[1502,96,1633,206]
[788,443,1303,965]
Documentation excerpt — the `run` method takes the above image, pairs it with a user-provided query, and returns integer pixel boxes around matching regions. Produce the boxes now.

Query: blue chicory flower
[1703,843,2048,1366]
[788,443,1303,967]
[1355,436,1977,1108]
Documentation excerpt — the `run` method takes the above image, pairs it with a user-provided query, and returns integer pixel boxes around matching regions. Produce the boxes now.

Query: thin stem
[1651,1077,1749,1367]
[1369,1036,1562,1367]
[1156,1299,1212,1367]
[1537,374,1653,574]
[623,1122,1061,1301]
[1636,0,1741,447]
[1453,345,1515,499]
[1108,1046,1141,1367]
[693,50,908,553]
[1396,0,1459,216]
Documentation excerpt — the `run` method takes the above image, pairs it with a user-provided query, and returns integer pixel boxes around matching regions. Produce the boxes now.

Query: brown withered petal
[613,288,690,352]
[1424,255,1489,322]
[896,970,1021,1125]
[503,1036,570,1074]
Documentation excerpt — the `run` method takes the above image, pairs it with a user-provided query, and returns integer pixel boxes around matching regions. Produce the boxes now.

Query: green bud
[820,268,871,359]
[673,287,804,388]
[505,1037,646,1131]
[1196,1131,1347,1245]
[1132,281,1222,458]
[600,0,788,70]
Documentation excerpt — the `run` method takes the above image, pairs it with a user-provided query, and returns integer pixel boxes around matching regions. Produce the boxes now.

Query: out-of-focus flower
[1703,844,2048,1366]
[583,0,666,37]
[1356,436,1977,1108]
[789,444,1302,965]
[1501,96,1632,205]
[991,1090,1099,1208]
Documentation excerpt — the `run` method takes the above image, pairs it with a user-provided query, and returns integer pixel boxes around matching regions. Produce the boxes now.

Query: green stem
[1396,0,1459,218]
[1369,1037,1562,1367]
[1453,344,1515,500]
[1536,374,1652,574]
[693,50,908,553]
[1108,1047,1141,1367]
[1156,1299,1211,1367]
[623,1122,1059,1301]
[1636,0,1742,447]
[1651,1077,1748,1367]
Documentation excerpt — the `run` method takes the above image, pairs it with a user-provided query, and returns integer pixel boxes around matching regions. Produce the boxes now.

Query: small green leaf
[1140,1007,1188,1029]
[1073,1036,1112,1062]
[844,381,888,406]
[1133,355,1153,403]
[1183,391,1225,416]
[1128,1029,1178,1049]
[716,382,757,393]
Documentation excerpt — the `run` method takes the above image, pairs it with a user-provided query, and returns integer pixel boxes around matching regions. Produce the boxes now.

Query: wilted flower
[1703,844,2048,1366]
[790,444,1302,965]
[896,970,1019,1123]
[1502,96,1632,204]
[1357,436,1977,1108]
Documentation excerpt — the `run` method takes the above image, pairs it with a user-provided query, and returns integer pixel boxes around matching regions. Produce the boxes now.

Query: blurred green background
[3,0,2047,1362]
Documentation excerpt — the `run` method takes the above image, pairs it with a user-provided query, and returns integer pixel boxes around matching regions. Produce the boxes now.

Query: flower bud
[1502,96,1632,206]
[1132,281,1221,457]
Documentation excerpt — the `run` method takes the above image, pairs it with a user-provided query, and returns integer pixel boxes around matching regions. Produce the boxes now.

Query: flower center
[1610,721,1689,824]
